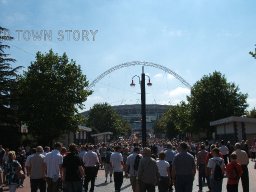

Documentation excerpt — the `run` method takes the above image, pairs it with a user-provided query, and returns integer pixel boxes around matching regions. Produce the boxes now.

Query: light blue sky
[1,0,256,111]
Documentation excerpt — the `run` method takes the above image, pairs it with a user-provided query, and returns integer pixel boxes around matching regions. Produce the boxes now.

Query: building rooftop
[210,116,256,126]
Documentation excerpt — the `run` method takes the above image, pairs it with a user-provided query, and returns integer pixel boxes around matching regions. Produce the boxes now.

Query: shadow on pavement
[95,182,109,187]
[121,183,132,190]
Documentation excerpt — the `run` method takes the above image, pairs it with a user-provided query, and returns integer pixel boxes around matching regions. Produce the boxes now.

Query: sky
[1,0,256,112]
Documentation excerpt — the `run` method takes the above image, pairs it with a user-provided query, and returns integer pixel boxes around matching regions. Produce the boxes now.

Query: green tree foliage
[0,27,21,147]
[155,102,191,138]
[154,106,178,138]
[18,49,92,145]
[246,108,256,118]
[188,71,248,135]
[86,103,131,137]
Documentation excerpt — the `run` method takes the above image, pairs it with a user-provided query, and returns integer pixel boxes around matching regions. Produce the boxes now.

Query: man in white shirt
[156,152,170,192]
[232,142,249,192]
[44,142,63,192]
[25,148,36,176]
[219,140,229,165]
[83,145,99,192]
[110,145,124,192]
[27,146,46,192]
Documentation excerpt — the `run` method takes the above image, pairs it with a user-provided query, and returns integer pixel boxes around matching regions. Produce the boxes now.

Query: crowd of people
[0,137,255,192]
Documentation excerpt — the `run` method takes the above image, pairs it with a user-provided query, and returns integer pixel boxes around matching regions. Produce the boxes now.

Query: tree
[246,108,256,118]
[0,27,21,147]
[86,103,131,138]
[154,102,191,138]
[154,106,179,138]
[187,71,248,136]
[249,45,256,59]
[18,49,92,145]
[170,102,192,133]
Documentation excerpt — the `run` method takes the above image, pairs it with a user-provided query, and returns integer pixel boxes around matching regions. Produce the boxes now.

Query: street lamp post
[130,66,152,147]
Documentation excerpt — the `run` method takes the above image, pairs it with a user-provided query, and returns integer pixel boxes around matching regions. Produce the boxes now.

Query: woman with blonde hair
[3,151,22,192]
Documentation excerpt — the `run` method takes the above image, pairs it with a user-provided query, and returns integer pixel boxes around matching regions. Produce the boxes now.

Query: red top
[226,162,243,185]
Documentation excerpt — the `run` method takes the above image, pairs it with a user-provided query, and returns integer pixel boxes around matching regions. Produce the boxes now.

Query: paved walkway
[1,160,256,191]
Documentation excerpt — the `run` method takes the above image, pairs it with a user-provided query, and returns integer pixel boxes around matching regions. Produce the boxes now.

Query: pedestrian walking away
[125,147,142,192]
[164,143,176,191]
[196,143,208,192]
[172,142,196,192]
[138,147,159,192]
[156,152,170,192]
[44,142,63,192]
[104,147,113,183]
[26,146,46,192]
[62,143,85,192]
[226,153,243,192]
[83,145,100,192]
[110,145,124,192]
[219,140,229,165]
[232,142,249,192]
[207,147,225,192]
[3,151,23,192]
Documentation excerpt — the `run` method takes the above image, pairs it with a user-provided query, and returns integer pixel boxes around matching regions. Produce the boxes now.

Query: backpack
[213,160,224,181]
[133,154,141,171]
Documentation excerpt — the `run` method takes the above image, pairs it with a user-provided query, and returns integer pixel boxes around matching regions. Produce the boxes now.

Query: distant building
[58,125,92,146]
[112,104,169,135]
[82,104,169,136]
[91,132,113,143]
[210,116,256,142]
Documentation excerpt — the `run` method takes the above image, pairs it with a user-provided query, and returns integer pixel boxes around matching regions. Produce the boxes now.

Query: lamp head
[147,79,152,86]
[130,79,135,87]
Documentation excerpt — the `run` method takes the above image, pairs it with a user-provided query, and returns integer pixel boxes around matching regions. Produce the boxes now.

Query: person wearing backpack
[226,153,243,192]
[126,147,142,192]
[138,147,159,192]
[104,147,113,183]
[207,147,225,192]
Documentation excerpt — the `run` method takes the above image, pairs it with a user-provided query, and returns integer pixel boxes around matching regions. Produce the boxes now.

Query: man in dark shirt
[62,143,84,192]
[164,143,176,191]
[172,142,196,192]
[196,144,208,192]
